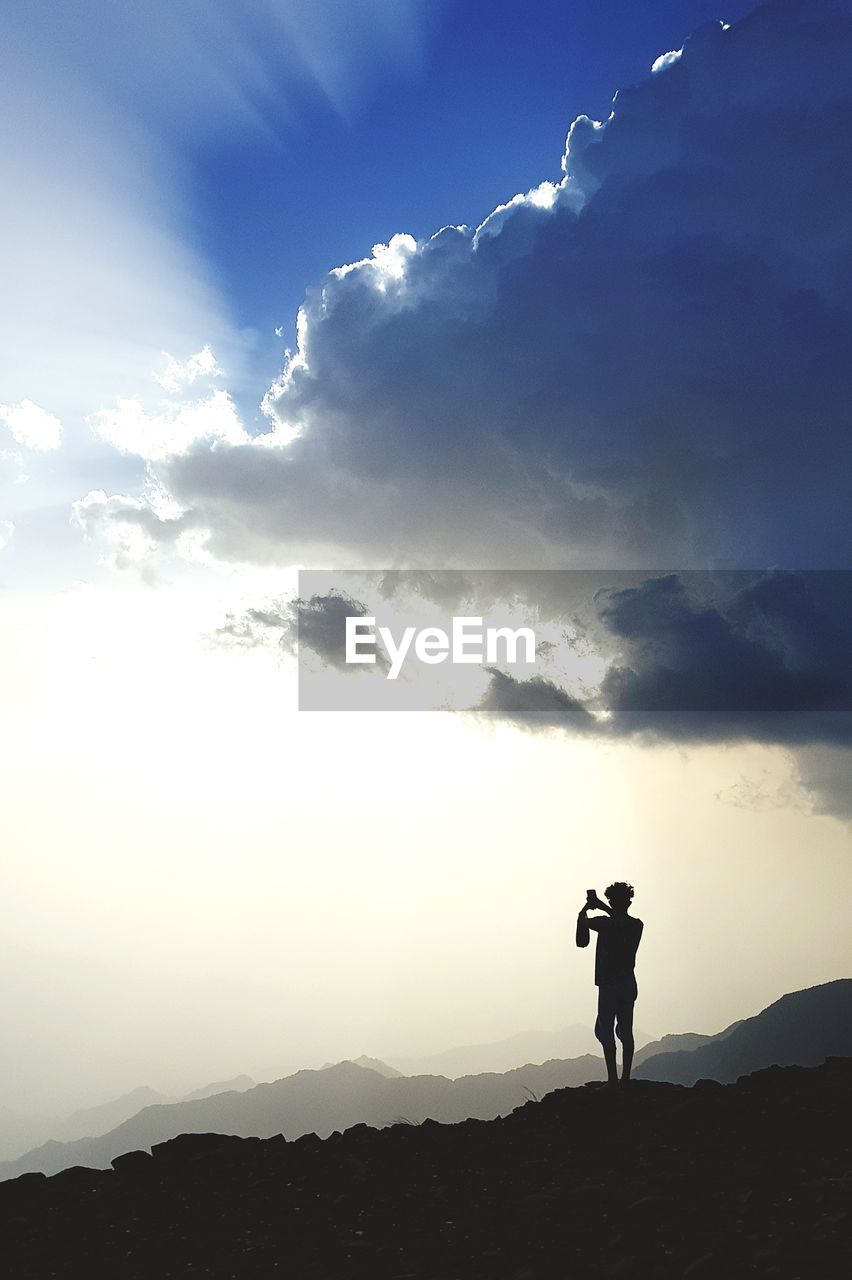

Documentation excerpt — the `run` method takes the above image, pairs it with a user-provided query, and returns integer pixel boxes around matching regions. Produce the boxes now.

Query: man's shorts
[594,975,638,1046]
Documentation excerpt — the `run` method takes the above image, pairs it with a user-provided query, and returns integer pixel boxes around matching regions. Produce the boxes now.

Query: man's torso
[594,914,643,986]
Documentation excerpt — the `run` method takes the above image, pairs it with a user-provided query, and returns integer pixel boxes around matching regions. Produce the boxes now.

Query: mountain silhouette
[635,979,852,1084]
[55,1082,257,1145]
[320,1056,403,1078]
[632,1023,743,1067]
[53,1086,166,1144]
[179,1075,256,1103]
[0,1056,607,1180]
[0,1077,256,1165]
[2,1058,850,1278]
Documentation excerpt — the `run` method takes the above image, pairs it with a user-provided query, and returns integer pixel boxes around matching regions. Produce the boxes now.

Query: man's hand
[588,892,610,912]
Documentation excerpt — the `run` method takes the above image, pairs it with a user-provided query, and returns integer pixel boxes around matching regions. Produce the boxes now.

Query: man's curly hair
[604,881,635,908]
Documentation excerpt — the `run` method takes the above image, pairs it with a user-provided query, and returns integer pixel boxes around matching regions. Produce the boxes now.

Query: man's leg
[615,986,636,1083]
[594,986,619,1085]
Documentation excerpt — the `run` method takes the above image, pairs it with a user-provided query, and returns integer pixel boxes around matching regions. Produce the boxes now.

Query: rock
[151,1132,245,1163]
[111,1149,154,1175]
[293,1131,323,1148]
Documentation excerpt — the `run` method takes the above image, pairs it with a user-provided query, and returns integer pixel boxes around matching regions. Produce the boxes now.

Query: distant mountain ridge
[320,1056,403,1079]
[633,1022,743,1067]
[635,979,852,1084]
[0,1076,255,1164]
[53,1078,255,1144]
[0,1056,609,1180]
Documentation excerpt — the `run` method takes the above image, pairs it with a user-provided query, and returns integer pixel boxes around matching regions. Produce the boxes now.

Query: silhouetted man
[576,882,643,1086]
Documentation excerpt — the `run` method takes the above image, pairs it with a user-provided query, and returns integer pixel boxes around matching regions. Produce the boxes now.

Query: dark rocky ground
[3,1059,851,1279]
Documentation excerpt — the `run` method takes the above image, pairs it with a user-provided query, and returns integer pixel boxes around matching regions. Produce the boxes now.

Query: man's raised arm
[576,905,590,948]
[577,892,613,947]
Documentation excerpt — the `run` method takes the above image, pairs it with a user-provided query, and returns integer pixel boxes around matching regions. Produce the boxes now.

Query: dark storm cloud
[215,590,388,673]
[294,591,389,672]
[479,668,598,732]
[598,572,852,729]
[477,571,852,750]
[224,569,851,755]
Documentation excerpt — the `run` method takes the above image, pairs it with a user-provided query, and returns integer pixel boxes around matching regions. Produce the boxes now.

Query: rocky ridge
[2,1058,850,1278]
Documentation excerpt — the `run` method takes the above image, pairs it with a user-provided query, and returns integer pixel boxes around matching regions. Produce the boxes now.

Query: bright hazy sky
[2,0,850,1115]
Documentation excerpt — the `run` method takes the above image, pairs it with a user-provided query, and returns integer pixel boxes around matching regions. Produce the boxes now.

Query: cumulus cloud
[0,519,14,551]
[650,47,683,74]
[0,400,63,451]
[82,0,852,573]
[90,389,246,462]
[72,488,193,574]
[84,345,246,471]
[153,345,223,393]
